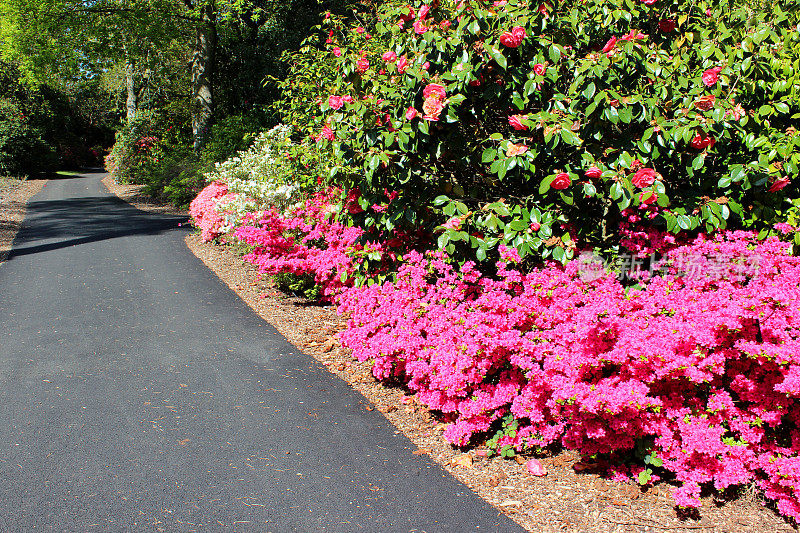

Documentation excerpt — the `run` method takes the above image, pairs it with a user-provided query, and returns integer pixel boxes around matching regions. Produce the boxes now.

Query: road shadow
[7,194,188,259]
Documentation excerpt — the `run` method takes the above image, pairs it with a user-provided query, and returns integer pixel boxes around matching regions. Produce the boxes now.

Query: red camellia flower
[702,66,722,87]
[690,132,716,150]
[533,63,546,76]
[642,0,656,5]
[632,168,657,188]
[418,4,430,19]
[658,18,676,32]
[768,178,791,193]
[508,114,528,131]
[602,36,617,53]
[639,191,658,205]
[499,26,526,48]
[382,51,397,62]
[694,94,716,111]
[332,47,342,57]
[551,172,571,190]
[399,5,414,21]
[585,166,602,179]
[530,221,541,231]
[356,56,370,73]
[413,20,428,34]
[405,106,418,120]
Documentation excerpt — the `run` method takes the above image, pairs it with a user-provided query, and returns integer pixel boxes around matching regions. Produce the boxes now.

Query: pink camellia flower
[506,143,528,157]
[602,36,617,53]
[768,178,790,193]
[422,61,431,70]
[642,0,656,5]
[440,20,451,29]
[423,83,446,100]
[533,63,546,76]
[342,95,354,104]
[356,56,370,73]
[551,172,571,190]
[727,102,746,120]
[493,0,507,6]
[413,20,428,34]
[422,83,447,121]
[526,459,547,477]
[530,221,541,231]
[442,216,462,230]
[585,166,602,179]
[702,66,722,87]
[405,106,418,120]
[332,47,342,57]
[658,18,676,32]
[320,124,335,141]
[694,94,716,111]
[499,26,526,48]
[355,26,365,34]
[632,168,657,188]
[382,51,397,62]
[620,29,647,41]
[418,4,430,19]
[397,55,408,73]
[690,131,716,150]
[508,114,528,131]
[328,95,344,110]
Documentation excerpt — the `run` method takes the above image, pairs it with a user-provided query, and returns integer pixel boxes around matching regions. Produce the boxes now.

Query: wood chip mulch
[0,177,46,264]
[103,176,797,533]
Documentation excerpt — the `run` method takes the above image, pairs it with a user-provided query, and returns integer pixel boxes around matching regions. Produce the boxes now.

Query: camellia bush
[280,0,799,264]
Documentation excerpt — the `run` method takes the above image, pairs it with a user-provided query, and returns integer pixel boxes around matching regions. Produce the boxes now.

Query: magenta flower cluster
[191,182,800,517]
[233,189,383,299]
[338,232,800,516]
[188,180,230,242]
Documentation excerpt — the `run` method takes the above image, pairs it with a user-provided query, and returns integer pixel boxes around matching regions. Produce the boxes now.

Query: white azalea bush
[190,124,304,241]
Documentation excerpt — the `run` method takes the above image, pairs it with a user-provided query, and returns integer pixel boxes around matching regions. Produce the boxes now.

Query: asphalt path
[0,171,521,532]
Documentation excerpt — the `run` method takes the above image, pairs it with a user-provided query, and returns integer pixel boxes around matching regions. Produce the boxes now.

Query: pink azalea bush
[189,180,230,242]
[338,231,800,517]
[234,189,389,300]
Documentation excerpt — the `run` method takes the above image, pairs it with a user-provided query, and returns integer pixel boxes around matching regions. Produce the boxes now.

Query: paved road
[0,172,521,532]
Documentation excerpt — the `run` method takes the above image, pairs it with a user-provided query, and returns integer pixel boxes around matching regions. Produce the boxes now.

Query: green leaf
[637,469,652,485]
[583,82,596,100]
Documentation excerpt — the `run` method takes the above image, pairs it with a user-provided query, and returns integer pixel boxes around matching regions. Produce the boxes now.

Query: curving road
[0,171,521,532]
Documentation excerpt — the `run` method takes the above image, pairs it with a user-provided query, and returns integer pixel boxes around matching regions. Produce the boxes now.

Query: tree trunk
[125,58,137,123]
[191,2,216,152]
